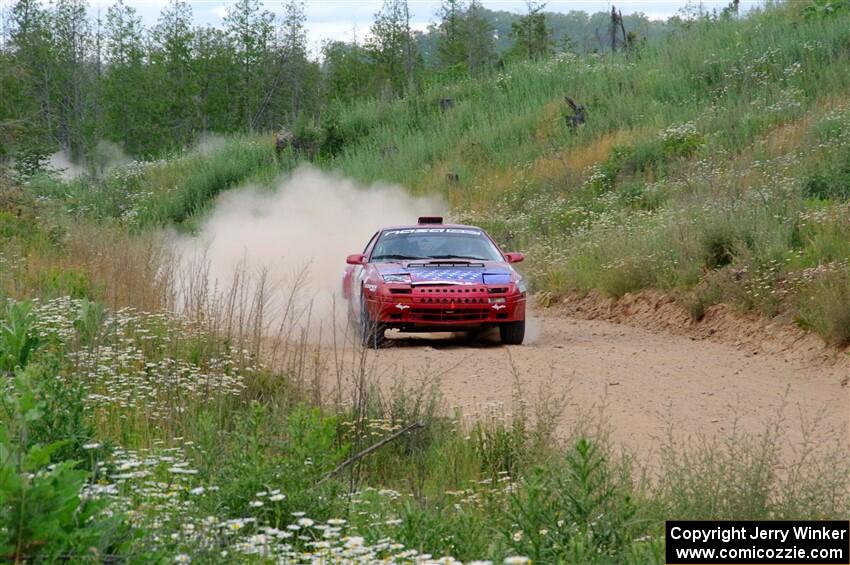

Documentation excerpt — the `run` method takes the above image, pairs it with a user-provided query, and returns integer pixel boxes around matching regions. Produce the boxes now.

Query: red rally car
[343,217,527,348]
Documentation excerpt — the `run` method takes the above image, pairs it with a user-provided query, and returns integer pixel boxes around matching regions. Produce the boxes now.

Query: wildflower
[249,500,264,508]
[189,487,205,495]
[83,442,102,450]
[174,555,191,564]
[168,467,198,475]
[512,530,523,542]
[297,517,314,527]
[504,557,531,565]
[269,493,285,502]
[227,520,245,531]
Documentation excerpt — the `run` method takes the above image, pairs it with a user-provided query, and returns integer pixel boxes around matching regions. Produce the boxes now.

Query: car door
[343,231,379,302]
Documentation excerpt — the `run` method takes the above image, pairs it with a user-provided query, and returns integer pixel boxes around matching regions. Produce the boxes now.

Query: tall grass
[1,218,848,561]
[3,4,850,561]
[225,5,850,344]
[4,282,847,562]
[14,7,850,348]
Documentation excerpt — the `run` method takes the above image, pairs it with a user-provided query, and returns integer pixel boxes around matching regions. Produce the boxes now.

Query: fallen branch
[318,420,425,485]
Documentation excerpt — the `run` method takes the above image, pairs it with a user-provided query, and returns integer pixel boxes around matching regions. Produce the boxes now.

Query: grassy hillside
[321,3,850,345]
[1,4,850,563]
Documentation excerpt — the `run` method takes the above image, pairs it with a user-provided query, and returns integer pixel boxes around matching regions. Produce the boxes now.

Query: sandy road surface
[363,311,849,459]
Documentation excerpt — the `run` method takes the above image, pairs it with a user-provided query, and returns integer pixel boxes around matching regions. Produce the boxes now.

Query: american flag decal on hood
[400,269,513,285]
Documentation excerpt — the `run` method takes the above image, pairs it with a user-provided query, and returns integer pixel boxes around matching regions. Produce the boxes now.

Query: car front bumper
[364,283,526,331]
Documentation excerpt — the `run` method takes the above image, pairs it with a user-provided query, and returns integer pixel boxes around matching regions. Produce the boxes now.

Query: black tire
[499,320,525,345]
[360,297,387,349]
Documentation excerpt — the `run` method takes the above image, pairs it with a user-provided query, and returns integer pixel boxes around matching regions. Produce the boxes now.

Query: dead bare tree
[274,127,293,157]
[609,6,627,52]
[564,96,586,129]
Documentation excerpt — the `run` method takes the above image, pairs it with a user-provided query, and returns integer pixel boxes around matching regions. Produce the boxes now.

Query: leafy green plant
[0,365,122,563]
[506,438,640,563]
[803,0,849,19]
[700,225,739,270]
[795,268,850,345]
[0,301,41,373]
[36,267,97,300]
[73,299,106,347]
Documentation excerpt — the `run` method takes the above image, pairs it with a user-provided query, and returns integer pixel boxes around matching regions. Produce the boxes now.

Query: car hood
[375,260,515,285]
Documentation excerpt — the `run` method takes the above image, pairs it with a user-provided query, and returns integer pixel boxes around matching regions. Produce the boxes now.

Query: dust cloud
[170,165,445,340]
[49,140,131,180]
[48,151,86,181]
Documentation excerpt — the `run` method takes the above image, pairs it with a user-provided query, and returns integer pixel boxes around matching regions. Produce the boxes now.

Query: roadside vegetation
[1,292,847,563]
[317,3,850,347]
[1,0,850,562]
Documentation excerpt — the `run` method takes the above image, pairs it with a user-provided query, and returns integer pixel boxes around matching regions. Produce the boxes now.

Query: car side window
[363,231,379,256]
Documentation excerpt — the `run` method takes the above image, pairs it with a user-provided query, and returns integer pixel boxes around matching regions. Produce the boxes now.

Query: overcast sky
[30,0,764,52]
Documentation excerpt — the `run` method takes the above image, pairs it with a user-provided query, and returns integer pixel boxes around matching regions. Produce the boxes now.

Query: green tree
[224,0,274,130]
[103,0,148,153]
[257,0,309,129]
[51,0,95,160]
[367,0,419,95]
[151,0,198,147]
[9,0,57,159]
[321,37,375,102]
[509,0,551,60]
[193,26,239,133]
[435,0,466,69]
[463,0,494,74]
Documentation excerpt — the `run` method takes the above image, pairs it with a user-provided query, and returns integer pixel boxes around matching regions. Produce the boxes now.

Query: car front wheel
[499,320,525,345]
[360,297,387,349]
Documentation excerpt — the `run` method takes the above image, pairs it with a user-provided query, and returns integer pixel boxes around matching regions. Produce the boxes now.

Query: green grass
[3,4,850,562]
[19,7,850,337]
[1,296,846,563]
[291,4,850,344]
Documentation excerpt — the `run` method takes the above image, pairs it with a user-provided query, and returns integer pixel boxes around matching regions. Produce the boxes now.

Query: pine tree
[50,0,95,159]
[509,0,551,60]
[103,0,148,152]
[463,0,494,74]
[435,0,466,70]
[367,0,418,95]
[321,35,374,102]
[224,0,274,130]
[193,26,238,133]
[151,0,198,146]
[7,0,54,159]
[264,0,308,128]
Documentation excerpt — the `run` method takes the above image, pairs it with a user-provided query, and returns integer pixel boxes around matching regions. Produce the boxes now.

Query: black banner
[666,521,850,564]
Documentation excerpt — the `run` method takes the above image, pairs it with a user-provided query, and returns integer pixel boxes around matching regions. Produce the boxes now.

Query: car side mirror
[505,252,524,264]
[346,253,366,265]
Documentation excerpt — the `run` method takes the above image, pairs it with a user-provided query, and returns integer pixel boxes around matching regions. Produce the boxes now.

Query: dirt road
[367,310,849,459]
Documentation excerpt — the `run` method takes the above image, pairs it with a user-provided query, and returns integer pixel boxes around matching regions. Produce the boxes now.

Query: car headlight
[516,279,527,293]
[382,273,411,283]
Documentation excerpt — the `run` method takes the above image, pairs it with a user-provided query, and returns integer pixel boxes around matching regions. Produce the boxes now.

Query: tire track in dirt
[369,311,849,460]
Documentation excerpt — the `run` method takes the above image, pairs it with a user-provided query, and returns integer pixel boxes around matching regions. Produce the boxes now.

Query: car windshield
[371,228,503,262]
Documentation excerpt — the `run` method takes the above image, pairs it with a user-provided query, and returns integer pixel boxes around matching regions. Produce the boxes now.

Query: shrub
[801,151,850,200]
[795,268,850,345]
[505,438,642,564]
[36,267,97,300]
[699,225,739,270]
[0,365,123,562]
[0,300,41,373]
[685,278,724,321]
